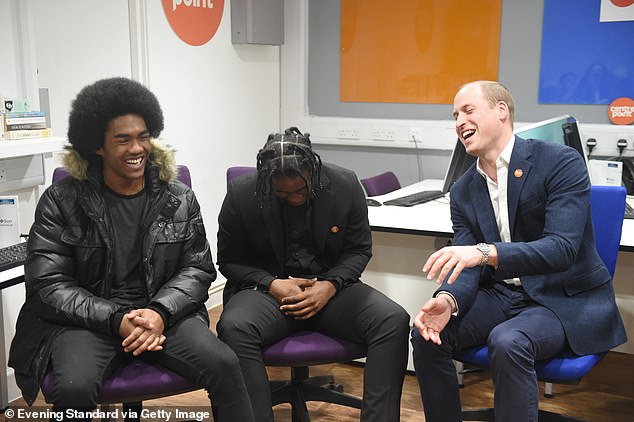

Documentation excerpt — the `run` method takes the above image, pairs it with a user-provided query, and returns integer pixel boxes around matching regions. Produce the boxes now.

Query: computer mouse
[366,198,382,207]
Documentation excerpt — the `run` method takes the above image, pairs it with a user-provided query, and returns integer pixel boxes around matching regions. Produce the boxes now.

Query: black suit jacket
[217,163,372,304]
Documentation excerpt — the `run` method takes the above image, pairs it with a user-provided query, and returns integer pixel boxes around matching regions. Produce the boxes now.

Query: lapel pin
[330,226,340,233]
[514,168,523,178]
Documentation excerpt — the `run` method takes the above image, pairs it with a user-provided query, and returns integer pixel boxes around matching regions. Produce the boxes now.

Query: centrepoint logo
[609,97,634,125]
[610,0,634,6]
[162,0,224,46]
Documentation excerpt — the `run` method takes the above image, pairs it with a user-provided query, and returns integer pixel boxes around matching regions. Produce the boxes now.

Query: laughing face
[97,114,152,195]
[452,83,510,159]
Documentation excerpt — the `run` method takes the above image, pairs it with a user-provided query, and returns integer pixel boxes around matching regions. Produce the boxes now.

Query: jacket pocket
[563,264,611,296]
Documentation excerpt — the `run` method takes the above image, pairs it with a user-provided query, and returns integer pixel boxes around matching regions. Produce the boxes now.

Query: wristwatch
[476,243,490,266]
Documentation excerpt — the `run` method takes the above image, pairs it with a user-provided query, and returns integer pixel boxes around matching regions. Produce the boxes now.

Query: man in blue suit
[411,81,627,421]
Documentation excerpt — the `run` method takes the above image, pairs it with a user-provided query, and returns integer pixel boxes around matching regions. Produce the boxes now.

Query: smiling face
[96,114,152,195]
[452,82,513,160]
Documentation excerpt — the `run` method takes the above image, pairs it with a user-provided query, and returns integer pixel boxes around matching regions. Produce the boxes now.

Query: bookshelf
[0,136,67,159]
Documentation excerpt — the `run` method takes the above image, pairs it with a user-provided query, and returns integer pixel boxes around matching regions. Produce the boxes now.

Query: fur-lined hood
[61,139,177,183]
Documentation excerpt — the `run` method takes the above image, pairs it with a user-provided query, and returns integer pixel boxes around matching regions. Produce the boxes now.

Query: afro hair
[67,77,164,158]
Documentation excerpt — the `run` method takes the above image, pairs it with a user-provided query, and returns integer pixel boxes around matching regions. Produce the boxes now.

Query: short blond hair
[462,80,515,126]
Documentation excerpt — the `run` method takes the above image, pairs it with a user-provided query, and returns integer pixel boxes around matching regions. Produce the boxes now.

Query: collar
[476,135,515,179]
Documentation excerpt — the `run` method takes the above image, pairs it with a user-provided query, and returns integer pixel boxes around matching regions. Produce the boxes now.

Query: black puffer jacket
[8,141,216,404]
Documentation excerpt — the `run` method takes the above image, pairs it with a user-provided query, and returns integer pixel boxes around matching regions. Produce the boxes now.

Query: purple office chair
[226,166,256,189]
[263,332,366,421]
[454,185,626,421]
[225,167,367,421]
[42,165,200,421]
[360,171,401,197]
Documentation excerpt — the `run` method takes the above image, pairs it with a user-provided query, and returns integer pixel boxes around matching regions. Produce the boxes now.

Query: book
[5,122,48,131]
[3,128,51,140]
[3,111,45,118]
[4,115,47,125]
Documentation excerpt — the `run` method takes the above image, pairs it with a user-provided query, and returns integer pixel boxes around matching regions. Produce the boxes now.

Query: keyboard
[626,203,634,220]
[383,190,446,207]
[0,242,27,273]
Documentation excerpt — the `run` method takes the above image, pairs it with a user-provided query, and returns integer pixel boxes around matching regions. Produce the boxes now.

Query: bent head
[256,127,322,206]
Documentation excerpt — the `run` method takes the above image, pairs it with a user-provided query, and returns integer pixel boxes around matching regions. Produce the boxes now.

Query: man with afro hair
[9,77,254,421]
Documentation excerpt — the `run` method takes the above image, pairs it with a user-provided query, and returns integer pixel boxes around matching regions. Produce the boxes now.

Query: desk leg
[0,289,8,410]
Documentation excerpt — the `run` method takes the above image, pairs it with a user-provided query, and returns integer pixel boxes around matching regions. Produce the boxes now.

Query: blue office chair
[360,171,401,197]
[453,185,626,421]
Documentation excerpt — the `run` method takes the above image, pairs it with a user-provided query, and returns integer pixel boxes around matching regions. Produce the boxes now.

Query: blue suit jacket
[441,137,626,355]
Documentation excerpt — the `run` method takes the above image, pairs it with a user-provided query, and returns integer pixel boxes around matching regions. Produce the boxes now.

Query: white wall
[1,0,280,402]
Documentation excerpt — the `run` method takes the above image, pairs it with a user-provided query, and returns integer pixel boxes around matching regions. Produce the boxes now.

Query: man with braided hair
[217,127,410,421]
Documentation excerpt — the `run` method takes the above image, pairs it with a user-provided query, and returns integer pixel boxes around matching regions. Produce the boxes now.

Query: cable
[617,138,628,159]
[586,137,597,159]
[411,133,424,181]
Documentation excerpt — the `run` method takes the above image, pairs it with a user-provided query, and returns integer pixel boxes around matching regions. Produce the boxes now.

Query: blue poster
[539,0,634,104]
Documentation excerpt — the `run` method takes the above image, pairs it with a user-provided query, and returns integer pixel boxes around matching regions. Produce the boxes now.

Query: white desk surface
[368,180,634,251]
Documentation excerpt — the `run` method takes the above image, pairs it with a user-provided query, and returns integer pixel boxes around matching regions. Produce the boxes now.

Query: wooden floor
[4,306,633,421]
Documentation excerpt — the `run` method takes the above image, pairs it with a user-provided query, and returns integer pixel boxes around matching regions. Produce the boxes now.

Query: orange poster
[341,0,502,104]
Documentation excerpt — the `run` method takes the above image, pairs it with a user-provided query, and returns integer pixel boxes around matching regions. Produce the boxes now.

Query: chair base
[270,366,362,422]
[462,408,588,422]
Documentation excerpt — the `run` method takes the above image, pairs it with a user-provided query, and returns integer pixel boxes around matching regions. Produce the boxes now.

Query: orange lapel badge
[514,168,523,178]
[330,226,340,234]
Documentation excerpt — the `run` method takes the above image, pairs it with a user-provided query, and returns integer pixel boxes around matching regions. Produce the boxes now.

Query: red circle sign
[610,0,634,7]
[162,0,224,46]
[608,97,634,125]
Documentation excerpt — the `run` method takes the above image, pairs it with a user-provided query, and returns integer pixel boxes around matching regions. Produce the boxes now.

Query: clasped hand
[269,276,336,320]
[118,308,166,356]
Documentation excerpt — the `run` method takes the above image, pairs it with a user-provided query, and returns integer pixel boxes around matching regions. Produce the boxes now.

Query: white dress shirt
[476,136,522,286]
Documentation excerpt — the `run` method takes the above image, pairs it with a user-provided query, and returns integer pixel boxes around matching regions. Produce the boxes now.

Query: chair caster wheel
[328,383,344,393]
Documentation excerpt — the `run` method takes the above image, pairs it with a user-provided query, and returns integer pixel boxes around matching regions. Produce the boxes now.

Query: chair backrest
[226,166,256,189]
[360,171,401,197]
[52,165,192,188]
[589,185,626,277]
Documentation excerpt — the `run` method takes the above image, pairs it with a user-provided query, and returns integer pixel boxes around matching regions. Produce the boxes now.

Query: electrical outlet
[409,127,424,143]
[619,134,634,151]
[371,126,396,141]
[0,167,6,183]
[336,125,361,140]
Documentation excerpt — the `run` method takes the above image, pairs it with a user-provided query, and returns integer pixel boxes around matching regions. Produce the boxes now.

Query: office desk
[368,179,634,251]
[0,266,24,410]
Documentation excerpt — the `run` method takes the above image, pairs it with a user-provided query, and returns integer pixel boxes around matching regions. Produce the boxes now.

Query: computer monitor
[441,139,477,194]
[441,115,588,194]
[513,115,587,165]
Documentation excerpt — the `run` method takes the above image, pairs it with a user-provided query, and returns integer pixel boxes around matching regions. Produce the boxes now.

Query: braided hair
[256,127,322,204]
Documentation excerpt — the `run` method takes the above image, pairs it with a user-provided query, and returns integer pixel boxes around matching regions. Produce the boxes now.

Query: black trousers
[49,314,254,422]
[411,283,566,422]
[217,282,410,422]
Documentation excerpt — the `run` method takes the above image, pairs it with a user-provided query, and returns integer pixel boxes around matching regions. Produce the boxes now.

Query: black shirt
[103,185,148,306]
[281,200,327,278]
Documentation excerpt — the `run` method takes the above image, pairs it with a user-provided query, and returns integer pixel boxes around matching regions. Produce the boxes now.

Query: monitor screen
[440,115,588,194]
[513,115,587,164]
[441,139,477,194]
